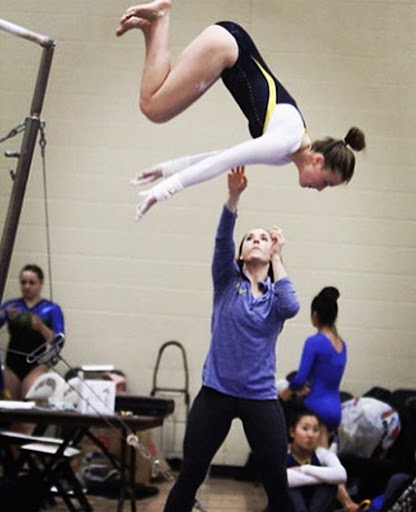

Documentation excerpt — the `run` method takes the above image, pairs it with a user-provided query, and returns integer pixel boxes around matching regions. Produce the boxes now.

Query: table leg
[129,441,137,512]
[117,427,127,512]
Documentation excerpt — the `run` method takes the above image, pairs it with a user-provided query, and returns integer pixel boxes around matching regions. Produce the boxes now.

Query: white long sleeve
[159,151,220,177]
[287,447,347,488]
[147,104,304,202]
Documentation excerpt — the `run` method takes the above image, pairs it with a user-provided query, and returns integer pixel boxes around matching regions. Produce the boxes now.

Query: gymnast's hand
[4,305,19,320]
[296,383,311,397]
[130,167,163,186]
[135,190,157,221]
[130,168,162,221]
[30,313,44,331]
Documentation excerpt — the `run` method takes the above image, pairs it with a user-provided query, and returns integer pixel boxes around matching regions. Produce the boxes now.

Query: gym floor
[48,474,268,512]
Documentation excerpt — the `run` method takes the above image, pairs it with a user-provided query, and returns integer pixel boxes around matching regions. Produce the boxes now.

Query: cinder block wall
[0,1,415,464]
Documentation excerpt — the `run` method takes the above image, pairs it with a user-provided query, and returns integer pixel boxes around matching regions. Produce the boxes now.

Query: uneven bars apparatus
[0,19,55,305]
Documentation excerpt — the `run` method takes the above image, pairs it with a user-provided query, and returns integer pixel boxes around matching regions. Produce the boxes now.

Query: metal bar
[30,45,55,116]
[0,18,54,48]
[0,44,55,306]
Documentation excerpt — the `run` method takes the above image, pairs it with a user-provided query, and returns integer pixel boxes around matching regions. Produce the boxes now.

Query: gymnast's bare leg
[116,0,238,123]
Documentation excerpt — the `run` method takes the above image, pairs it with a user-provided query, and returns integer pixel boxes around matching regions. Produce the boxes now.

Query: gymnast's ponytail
[312,126,366,184]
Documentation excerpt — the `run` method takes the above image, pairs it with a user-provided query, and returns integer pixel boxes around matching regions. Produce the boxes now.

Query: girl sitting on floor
[284,410,347,512]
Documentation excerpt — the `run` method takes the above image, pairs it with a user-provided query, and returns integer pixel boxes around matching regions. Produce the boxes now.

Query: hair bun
[344,127,366,152]
[319,286,340,302]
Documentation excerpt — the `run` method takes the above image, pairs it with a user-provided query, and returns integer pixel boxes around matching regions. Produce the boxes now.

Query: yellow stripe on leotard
[251,57,276,134]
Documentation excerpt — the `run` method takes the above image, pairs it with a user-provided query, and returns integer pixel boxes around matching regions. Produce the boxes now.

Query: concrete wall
[0,0,415,465]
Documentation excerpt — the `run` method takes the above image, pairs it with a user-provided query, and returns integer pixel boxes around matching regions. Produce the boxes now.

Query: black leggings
[288,484,337,512]
[163,386,293,512]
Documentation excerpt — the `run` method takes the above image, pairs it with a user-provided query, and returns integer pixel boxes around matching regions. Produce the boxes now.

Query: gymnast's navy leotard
[0,297,64,381]
[216,21,305,138]
[289,332,347,432]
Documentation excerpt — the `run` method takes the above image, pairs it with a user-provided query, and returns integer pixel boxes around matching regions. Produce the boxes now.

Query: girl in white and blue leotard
[116,1,366,220]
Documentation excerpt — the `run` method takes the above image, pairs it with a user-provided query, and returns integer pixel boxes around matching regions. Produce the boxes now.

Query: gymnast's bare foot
[122,0,172,21]
[116,17,151,36]
[116,0,171,36]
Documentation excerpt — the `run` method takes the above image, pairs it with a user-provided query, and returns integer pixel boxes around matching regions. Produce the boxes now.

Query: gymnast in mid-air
[116,0,366,220]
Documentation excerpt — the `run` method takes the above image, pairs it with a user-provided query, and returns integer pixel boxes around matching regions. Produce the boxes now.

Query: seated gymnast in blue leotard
[0,264,65,436]
[116,0,366,220]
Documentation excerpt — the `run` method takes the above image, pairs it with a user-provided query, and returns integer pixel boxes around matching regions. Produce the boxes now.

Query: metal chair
[0,430,92,512]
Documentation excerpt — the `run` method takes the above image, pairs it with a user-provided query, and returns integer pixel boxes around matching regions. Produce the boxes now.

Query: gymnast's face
[239,229,273,264]
[19,270,43,301]
[290,414,321,452]
[298,153,343,191]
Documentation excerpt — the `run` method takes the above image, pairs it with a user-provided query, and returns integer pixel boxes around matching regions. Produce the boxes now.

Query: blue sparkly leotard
[0,297,64,380]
